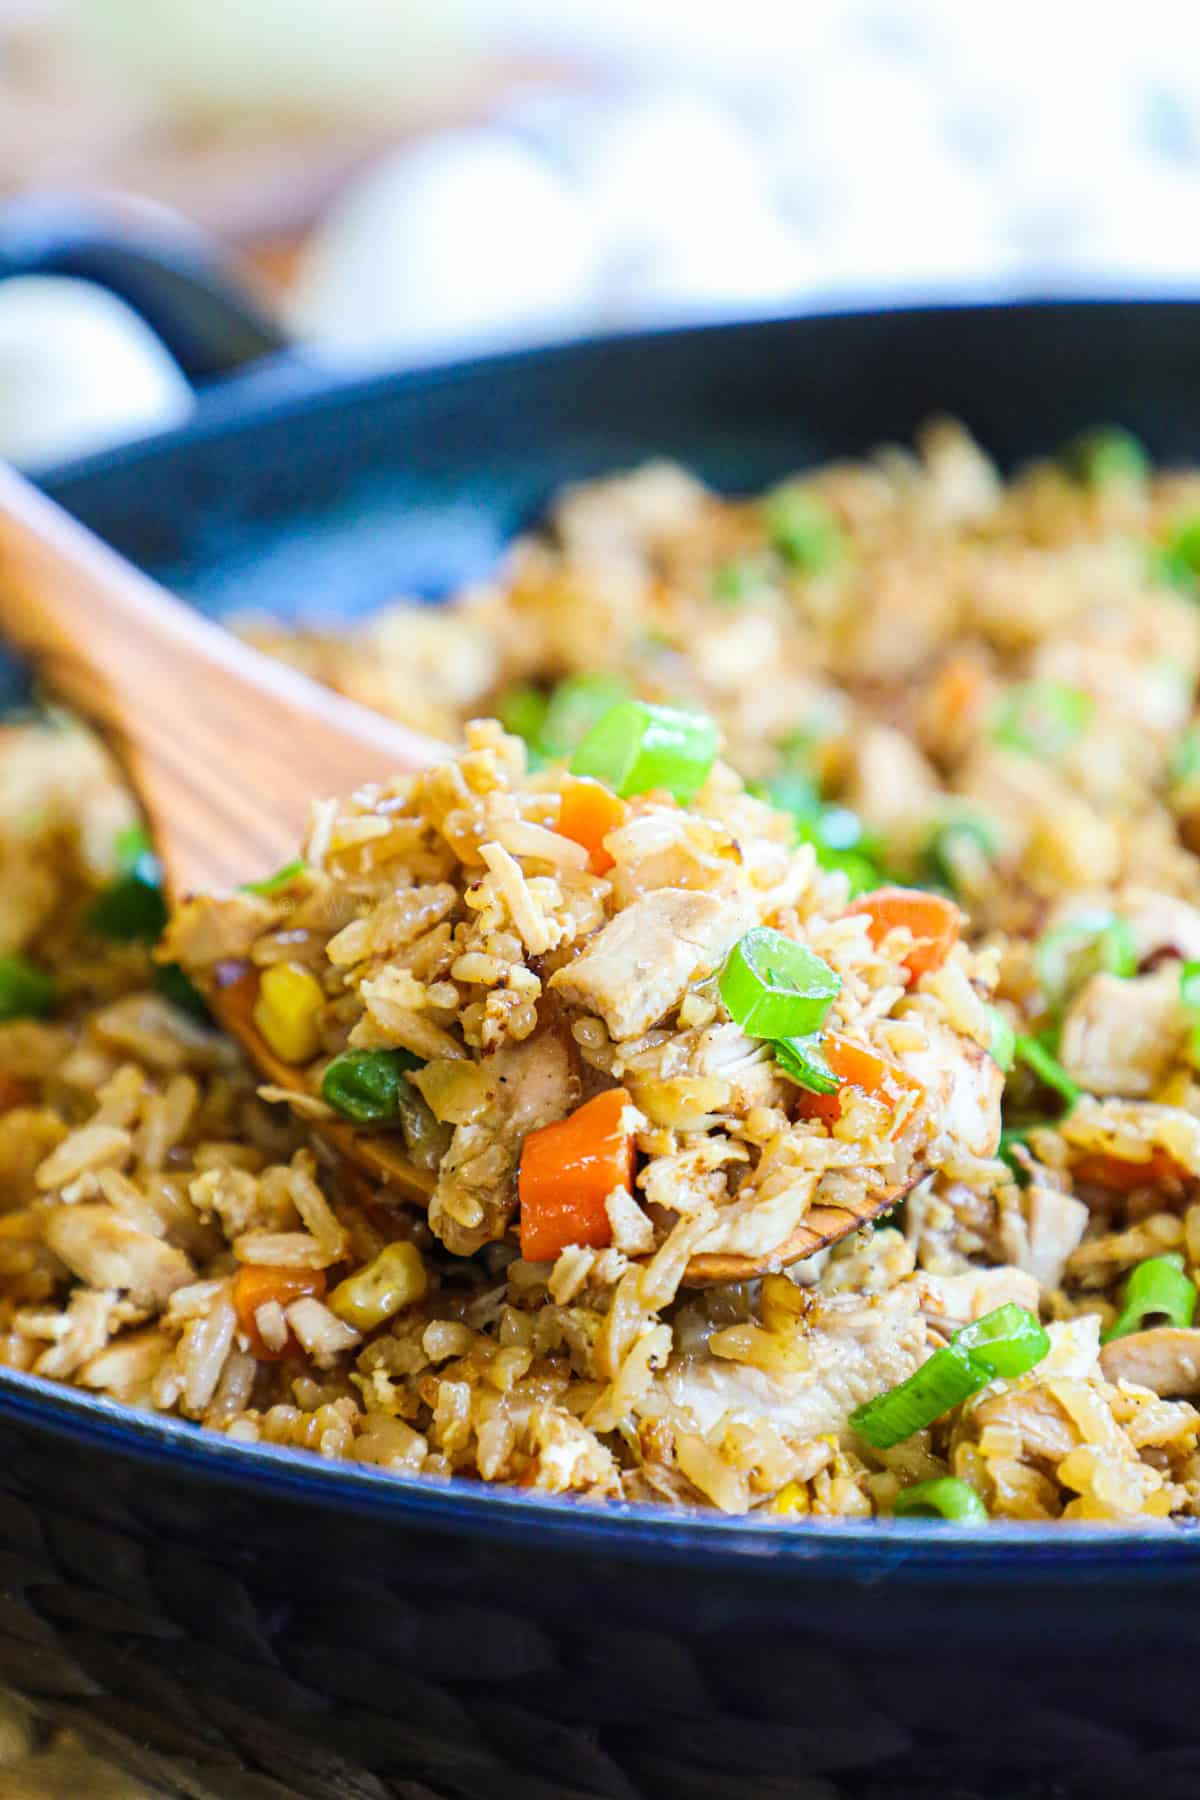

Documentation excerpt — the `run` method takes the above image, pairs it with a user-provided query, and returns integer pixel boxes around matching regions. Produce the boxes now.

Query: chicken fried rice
[6,418,1200,1525]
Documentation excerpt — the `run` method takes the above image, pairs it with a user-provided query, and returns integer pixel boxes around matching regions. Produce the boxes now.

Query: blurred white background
[2,0,1200,457]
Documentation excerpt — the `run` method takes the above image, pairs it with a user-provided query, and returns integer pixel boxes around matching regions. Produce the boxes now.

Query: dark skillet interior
[3,301,1199,1798]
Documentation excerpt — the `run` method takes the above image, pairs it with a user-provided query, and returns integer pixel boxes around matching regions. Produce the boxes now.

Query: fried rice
[6,418,1200,1524]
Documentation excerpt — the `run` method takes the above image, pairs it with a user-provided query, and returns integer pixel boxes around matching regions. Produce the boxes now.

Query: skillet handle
[0,195,288,384]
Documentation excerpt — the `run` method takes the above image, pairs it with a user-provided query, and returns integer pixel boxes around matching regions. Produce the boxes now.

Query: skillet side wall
[0,1395,1195,1800]
[6,300,1199,1796]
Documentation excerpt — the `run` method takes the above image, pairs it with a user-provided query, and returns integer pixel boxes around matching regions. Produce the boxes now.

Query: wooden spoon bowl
[0,464,913,1285]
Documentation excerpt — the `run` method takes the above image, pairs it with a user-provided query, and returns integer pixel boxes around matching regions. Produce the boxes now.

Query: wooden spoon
[0,464,915,1278]
[0,460,441,1209]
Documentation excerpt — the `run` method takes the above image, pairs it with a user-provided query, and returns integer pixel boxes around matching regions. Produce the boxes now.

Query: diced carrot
[849,887,961,982]
[0,1073,33,1112]
[1070,1150,1179,1193]
[935,656,986,725]
[557,777,628,874]
[518,1087,634,1263]
[794,1033,925,1126]
[233,1264,327,1361]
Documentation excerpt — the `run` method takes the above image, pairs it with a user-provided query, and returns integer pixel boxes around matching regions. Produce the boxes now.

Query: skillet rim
[25,293,1200,1567]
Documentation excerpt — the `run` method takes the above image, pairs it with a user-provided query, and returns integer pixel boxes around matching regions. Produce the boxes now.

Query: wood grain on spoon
[0,463,911,1281]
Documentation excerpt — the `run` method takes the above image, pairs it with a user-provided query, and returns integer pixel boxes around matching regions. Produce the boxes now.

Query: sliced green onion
[719,928,841,1041]
[1034,911,1137,1012]
[955,1302,1051,1378]
[1156,514,1200,592]
[1170,726,1200,788]
[321,1049,425,1125]
[569,700,718,802]
[984,1004,1016,1073]
[155,962,211,1021]
[923,814,997,893]
[998,1125,1033,1184]
[762,769,821,820]
[496,683,549,747]
[1014,1034,1082,1109]
[773,1032,839,1094]
[241,859,307,897]
[1102,1253,1197,1343]
[990,680,1093,759]
[540,673,631,757]
[851,1304,1050,1448]
[850,1344,981,1449]
[762,486,846,572]
[1061,426,1150,488]
[0,954,57,1022]
[710,555,773,604]
[114,823,154,867]
[893,1477,988,1525]
[1181,962,1200,1067]
[87,846,167,942]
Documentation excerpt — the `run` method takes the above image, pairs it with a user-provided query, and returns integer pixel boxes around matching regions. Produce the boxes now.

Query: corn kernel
[327,1241,428,1331]
[252,963,324,1064]
[771,1480,809,1517]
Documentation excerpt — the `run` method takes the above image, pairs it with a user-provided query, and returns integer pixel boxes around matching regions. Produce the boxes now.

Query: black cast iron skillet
[0,208,1197,1800]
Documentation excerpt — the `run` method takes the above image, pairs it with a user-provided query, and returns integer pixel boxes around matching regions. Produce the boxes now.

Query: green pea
[762,486,847,573]
[0,954,57,1022]
[87,850,168,943]
[322,1049,424,1124]
[1061,426,1150,488]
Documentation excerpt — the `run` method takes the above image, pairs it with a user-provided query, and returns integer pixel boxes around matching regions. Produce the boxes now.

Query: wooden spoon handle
[0,463,444,895]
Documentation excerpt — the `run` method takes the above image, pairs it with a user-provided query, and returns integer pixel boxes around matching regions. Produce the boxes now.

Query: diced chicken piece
[918,1265,1040,1333]
[918,418,1001,524]
[1060,1096,1200,1178]
[1019,1185,1089,1291]
[163,891,283,971]
[661,1285,926,1441]
[1099,1327,1200,1396]
[550,889,749,1043]
[1059,969,1184,1099]
[1120,890,1200,966]
[894,1023,1004,1160]
[842,726,941,857]
[428,1024,578,1256]
[42,1204,193,1311]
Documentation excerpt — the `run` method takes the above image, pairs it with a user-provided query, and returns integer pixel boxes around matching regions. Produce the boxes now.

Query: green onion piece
[955,1303,1050,1378]
[719,928,841,1040]
[990,680,1093,759]
[540,673,631,757]
[998,1125,1033,1184]
[87,848,168,943]
[496,683,549,747]
[851,1303,1051,1448]
[0,954,57,1022]
[773,1032,839,1094]
[155,962,211,1021]
[321,1049,424,1125]
[763,769,821,820]
[1061,425,1150,488]
[1034,911,1137,1011]
[815,849,883,897]
[569,700,718,802]
[849,1344,982,1449]
[1014,1033,1082,1109]
[1181,961,1200,1013]
[984,1004,1016,1073]
[1157,514,1200,592]
[1183,961,1200,1067]
[1170,726,1200,788]
[762,486,846,572]
[114,823,154,867]
[240,859,307,897]
[893,1477,988,1525]
[923,814,997,893]
[1102,1254,1198,1343]
[711,555,772,604]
